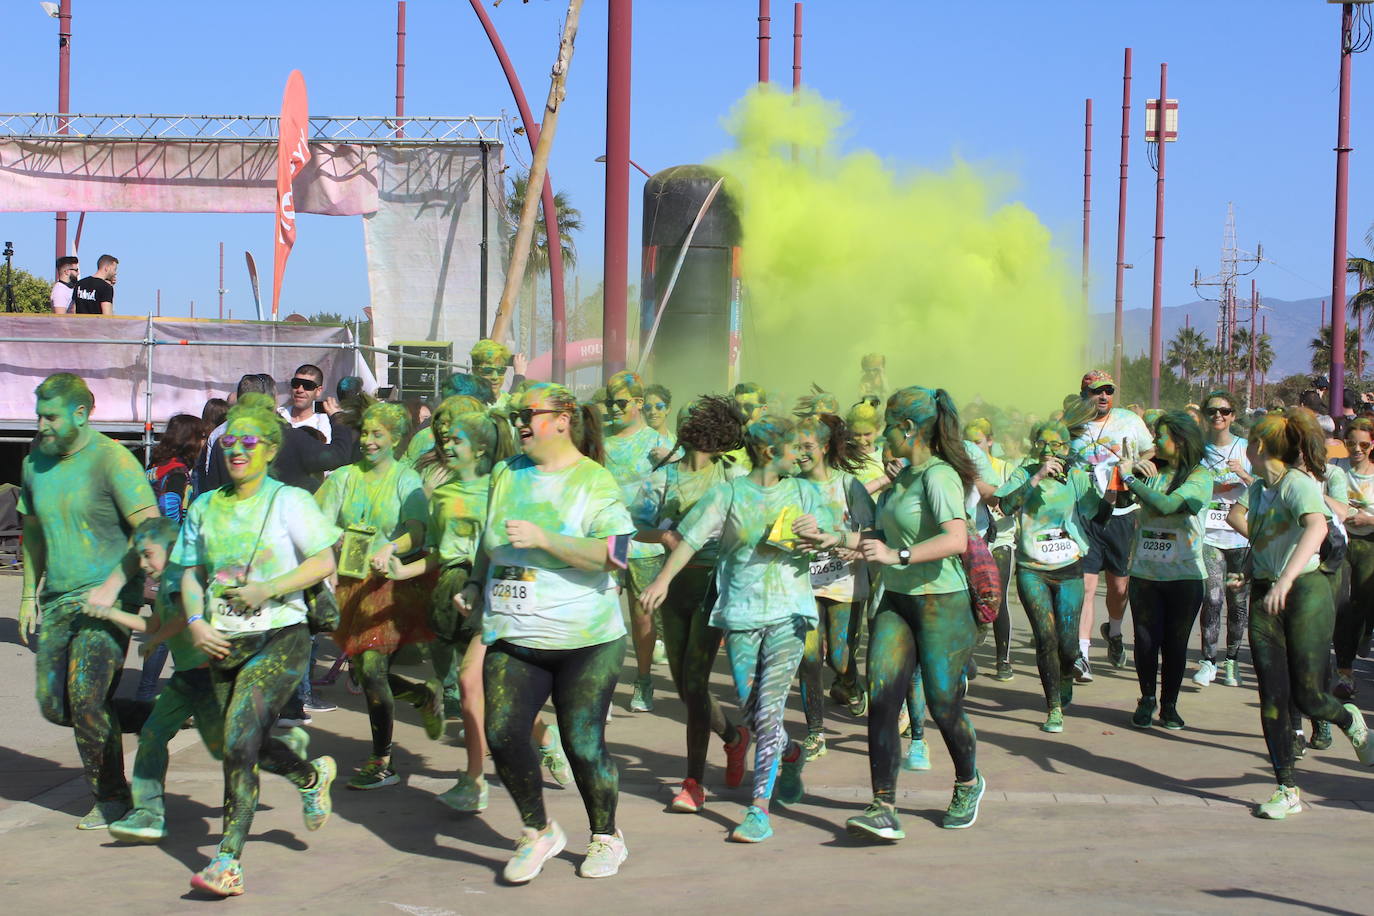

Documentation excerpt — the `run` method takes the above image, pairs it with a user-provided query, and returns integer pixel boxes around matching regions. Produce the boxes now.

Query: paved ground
[3,572,1373,914]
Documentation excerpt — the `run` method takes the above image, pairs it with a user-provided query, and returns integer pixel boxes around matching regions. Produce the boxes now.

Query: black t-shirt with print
[73,276,114,315]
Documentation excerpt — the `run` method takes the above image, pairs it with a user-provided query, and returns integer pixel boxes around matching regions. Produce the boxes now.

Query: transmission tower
[1191,203,1263,392]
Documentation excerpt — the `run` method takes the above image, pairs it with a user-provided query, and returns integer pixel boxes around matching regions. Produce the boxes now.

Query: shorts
[625,556,665,599]
[1082,512,1134,578]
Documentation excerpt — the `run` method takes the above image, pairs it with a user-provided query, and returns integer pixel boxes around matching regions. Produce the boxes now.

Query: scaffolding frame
[0,113,503,144]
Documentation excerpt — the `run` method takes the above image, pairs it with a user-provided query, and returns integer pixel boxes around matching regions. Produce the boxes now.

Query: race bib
[1140,528,1178,558]
[1032,528,1079,564]
[1206,500,1233,531]
[205,579,273,635]
[809,552,853,591]
[487,565,539,615]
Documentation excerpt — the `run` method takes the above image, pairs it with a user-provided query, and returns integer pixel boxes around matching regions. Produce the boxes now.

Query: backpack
[148,459,190,522]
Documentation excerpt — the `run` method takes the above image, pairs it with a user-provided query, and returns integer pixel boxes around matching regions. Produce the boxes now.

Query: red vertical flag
[271,70,309,320]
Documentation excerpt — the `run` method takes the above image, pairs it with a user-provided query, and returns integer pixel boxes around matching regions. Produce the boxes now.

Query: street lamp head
[594,155,607,163]
[38,2,59,17]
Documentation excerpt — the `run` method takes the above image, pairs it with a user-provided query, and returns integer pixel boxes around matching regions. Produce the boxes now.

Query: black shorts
[1082,512,1134,577]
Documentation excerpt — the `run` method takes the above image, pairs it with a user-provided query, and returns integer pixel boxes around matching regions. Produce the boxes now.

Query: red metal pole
[1250,280,1257,407]
[395,1,406,138]
[603,0,632,380]
[1331,2,1355,421]
[1149,63,1168,408]
[467,0,568,381]
[758,0,770,83]
[1113,48,1131,385]
[218,241,225,319]
[792,3,802,91]
[54,0,72,260]
[1082,98,1092,325]
[1262,312,1268,398]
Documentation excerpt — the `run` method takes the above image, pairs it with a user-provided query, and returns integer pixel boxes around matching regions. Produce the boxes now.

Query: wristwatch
[898,548,912,566]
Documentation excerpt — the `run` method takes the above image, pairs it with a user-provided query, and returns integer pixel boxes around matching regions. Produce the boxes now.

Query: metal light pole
[603,0,632,380]
[218,241,225,319]
[1083,98,1093,341]
[758,0,770,83]
[792,3,802,91]
[1330,2,1355,421]
[395,1,406,138]
[53,0,72,261]
[1147,64,1172,408]
[1113,48,1132,385]
[1250,279,1258,407]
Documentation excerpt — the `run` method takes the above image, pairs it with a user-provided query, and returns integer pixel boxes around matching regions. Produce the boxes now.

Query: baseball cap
[1081,369,1115,391]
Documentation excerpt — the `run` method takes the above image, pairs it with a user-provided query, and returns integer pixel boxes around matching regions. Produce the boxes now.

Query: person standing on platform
[73,255,118,316]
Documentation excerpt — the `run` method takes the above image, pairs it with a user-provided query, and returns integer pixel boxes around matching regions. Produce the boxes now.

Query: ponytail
[930,389,977,490]
[1253,409,1328,481]
[798,413,867,475]
[575,404,607,466]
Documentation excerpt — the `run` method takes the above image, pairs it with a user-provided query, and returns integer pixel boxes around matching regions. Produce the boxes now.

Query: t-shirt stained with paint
[855,449,886,485]
[1346,467,1374,537]
[20,432,156,608]
[1127,467,1211,582]
[1202,437,1251,550]
[1239,471,1327,582]
[480,455,633,650]
[807,469,876,603]
[173,478,341,635]
[402,426,435,467]
[875,456,969,597]
[315,461,428,556]
[429,476,490,568]
[1069,408,1153,515]
[677,475,833,630]
[603,424,675,559]
[154,565,207,671]
[632,458,745,566]
[995,465,1100,572]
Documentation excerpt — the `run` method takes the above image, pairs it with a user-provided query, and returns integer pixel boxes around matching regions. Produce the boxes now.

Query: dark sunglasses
[220,434,262,450]
[604,398,632,412]
[1088,385,1116,396]
[290,377,321,391]
[1205,406,1234,417]
[509,408,564,428]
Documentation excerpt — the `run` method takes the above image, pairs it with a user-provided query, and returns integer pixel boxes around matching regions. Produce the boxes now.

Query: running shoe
[965,657,980,681]
[1073,655,1094,684]
[1192,659,1217,687]
[828,681,853,707]
[1310,719,1334,751]
[897,704,912,738]
[1131,697,1157,729]
[1100,622,1126,669]
[109,808,165,844]
[902,738,931,771]
[846,800,905,841]
[724,726,750,789]
[299,756,337,831]
[503,821,567,884]
[419,678,446,741]
[993,660,1014,682]
[438,773,489,813]
[540,726,574,787]
[775,745,806,806]
[348,755,399,790]
[802,731,827,762]
[1342,703,1374,765]
[279,726,310,761]
[579,830,628,879]
[653,638,669,666]
[670,777,705,813]
[1221,658,1240,687]
[1041,708,1064,734]
[729,805,773,843]
[1158,703,1185,730]
[1294,731,1308,759]
[847,685,869,718]
[942,771,985,829]
[303,697,338,713]
[76,799,129,830]
[1334,673,1358,701]
[190,853,244,897]
[443,690,463,720]
[274,713,311,728]
[629,675,654,713]
[1253,785,1302,820]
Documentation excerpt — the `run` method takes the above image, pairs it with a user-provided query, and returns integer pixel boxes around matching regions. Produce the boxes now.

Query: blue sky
[2,0,1370,329]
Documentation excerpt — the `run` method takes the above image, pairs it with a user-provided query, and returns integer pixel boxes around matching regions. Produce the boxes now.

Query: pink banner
[273,72,310,319]
[525,338,603,381]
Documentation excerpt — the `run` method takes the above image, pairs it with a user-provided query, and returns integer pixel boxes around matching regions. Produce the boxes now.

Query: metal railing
[0,113,504,144]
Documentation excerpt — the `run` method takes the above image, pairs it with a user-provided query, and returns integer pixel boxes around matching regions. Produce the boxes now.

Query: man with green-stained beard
[18,373,159,830]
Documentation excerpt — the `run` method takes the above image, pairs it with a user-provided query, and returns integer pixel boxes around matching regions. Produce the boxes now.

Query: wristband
[1121,474,1137,486]
[187,614,204,625]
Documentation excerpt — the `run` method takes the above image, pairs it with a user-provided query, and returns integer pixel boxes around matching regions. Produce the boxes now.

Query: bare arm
[1226,502,1249,539]
[18,516,45,645]
[637,537,701,612]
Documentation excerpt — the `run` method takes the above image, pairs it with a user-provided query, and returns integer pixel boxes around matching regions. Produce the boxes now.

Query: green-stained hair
[450,410,514,475]
[886,385,977,489]
[523,382,606,465]
[35,372,94,411]
[606,370,645,399]
[132,516,179,553]
[963,417,993,442]
[1153,410,1205,494]
[225,392,284,448]
[743,413,796,467]
[469,338,511,366]
[363,401,410,442]
[845,398,881,433]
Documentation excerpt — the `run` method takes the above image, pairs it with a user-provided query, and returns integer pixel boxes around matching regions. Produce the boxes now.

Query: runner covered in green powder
[1226,411,1374,819]
[846,398,887,487]
[402,373,490,467]
[174,394,340,896]
[19,372,159,831]
[317,402,444,790]
[454,382,633,883]
[601,370,674,712]
[799,385,984,840]
[643,412,832,844]
[1334,417,1374,699]
[631,395,750,814]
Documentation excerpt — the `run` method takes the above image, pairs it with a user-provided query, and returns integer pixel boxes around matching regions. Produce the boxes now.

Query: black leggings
[799,598,862,733]
[355,649,432,759]
[991,545,1012,663]
[484,636,624,834]
[1334,534,1374,669]
[1251,573,1354,786]
[659,565,736,782]
[1128,577,1204,707]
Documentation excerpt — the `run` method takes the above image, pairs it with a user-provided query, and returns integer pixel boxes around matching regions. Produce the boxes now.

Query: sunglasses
[290,377,321,391]
[1088,385,1116,396]
[604,398,632,412]
[220,434,262,450]
[473,365,507,378]
[509,408,564,428]
[1034,440,1069,452]
[644,402,668,411]
[1205,406,1234,417]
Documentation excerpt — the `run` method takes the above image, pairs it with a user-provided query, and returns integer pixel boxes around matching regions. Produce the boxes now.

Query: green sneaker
[189,853,244,897]
[109,808,166,844]
[540,726,574,787]
[76,799,130,830]
[774,745,806,806]
[1310,719,1334,751]
[802,731,827,762]
[348,755,400,790]
[1041,707,1064,733]
[993,660,1014,682]
[418,678,446,741]
[1342,703,1374,765]
[299,756,336,831]
[629,675,654,713]
[941,771,985,829]
[846,800,905,841]
[1253,785,1302,820]
[1132,697,1157,728]
[902,737,931,771]
[728,805,773,843]
[438,773,489,812]
[1220,658,1240,687]
[279,726,310,761]
[1158,702,1185,730]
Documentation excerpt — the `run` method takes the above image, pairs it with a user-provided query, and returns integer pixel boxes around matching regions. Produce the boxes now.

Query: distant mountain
[1089,294,1359,382]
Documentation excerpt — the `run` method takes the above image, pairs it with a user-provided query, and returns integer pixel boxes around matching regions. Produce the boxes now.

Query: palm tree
[1231,327,1274,402]
[1309,324,1367,375]
[1166,326,1209,384]
[506,173,583,355]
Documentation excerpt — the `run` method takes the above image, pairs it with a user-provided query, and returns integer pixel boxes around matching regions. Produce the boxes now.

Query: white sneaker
[578,829,628,878]
[503,821,567,884]
[1192,659,1217,687]
[1253,785,1302,820]
[1343,704,1374,766]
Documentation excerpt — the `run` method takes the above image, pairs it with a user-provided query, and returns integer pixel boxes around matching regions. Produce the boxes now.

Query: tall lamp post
[1145,70,1177,408]
[40,1,72,261]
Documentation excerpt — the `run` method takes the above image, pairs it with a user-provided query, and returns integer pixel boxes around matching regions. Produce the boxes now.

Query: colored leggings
[991,545,1013,663]
[35,599,148,805]
[131,668,226,820]
[1334,534,1374,669]
[1201,545,1250,662]
[1129,577,1203,707]
[211,624,317,859]
[484,636,624,834]
[724,620,808,801]
[1250,573,1354,786]
[355,649,432,759]
[868,591,978,799]
[799,598,861,734]
[659,565,736,782]
[1015,565,1084,710]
